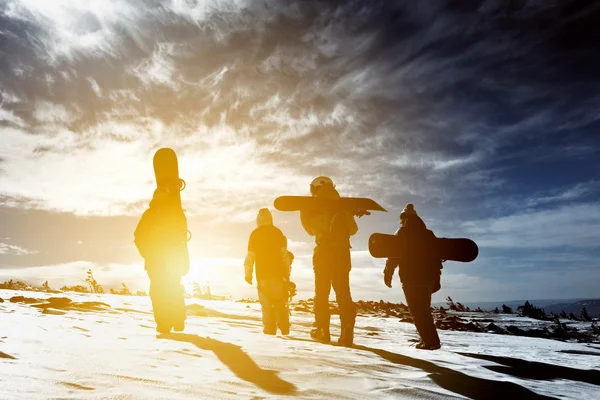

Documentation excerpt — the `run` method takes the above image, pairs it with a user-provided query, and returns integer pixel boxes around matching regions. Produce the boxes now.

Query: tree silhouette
[192,281,212,299]
[61,285,89,293]
[0,280,28,290]
[580,307,592,322]
[446,296,457,311]
[85,269,104,294]
[568,312,578,320]
[517,301,547,320]
[119,282,131,295]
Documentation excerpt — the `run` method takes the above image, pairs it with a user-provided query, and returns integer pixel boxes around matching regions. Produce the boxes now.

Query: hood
[256,208,273,227]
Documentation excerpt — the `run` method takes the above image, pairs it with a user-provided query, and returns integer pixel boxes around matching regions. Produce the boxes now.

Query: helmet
[310,176,334,195]
[400,203,417,221]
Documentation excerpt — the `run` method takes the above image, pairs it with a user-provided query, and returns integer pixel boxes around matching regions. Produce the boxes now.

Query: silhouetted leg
[148,270,174,333]
[258,280,276,334]
[332,266,356,346]
[275,286,291,335]
[172,280,186,331]
[403,283,439,346]
[276,301,290,335]
[261,278,291,335]
[332,268,356,328]
[313,267,332,330]
[313,245,334,331]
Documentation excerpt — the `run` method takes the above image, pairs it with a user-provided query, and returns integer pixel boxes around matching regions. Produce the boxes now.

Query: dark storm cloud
[2,1,598,173]
[1,0,599,211]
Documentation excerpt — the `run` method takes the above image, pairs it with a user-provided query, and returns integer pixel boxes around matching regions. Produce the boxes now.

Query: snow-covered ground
[1,289,599,399]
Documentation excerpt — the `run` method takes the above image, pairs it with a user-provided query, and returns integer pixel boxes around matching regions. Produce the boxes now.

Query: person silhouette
[300,176,359,346]
[244,208,293,335]
[384,204,442,350]
[134,186,190,334]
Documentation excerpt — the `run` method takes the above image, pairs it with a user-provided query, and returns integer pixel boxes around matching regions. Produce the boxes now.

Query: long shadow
[458,352,600,386]
[288,337,555,399]
[185,304,314,328]
[159,333,297,395]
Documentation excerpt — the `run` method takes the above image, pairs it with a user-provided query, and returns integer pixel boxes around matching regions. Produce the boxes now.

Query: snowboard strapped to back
[369,233,478,263]
[152,147,192,243]
[153,148,186,203]
[274,196,387,214]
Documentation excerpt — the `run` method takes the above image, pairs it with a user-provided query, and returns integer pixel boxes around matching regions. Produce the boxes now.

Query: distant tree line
[0,280,29,290]
[516,300,593,322]
[0,273,225,300]
[444,297,594,322]
[0,268,147,296]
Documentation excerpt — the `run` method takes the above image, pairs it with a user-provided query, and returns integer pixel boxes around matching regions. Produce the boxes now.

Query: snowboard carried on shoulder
[369,233,478,263]
[274,196,387,215]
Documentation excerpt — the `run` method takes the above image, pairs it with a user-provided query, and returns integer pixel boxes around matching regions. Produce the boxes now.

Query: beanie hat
[256,208,273,226]
[400,203,418,221]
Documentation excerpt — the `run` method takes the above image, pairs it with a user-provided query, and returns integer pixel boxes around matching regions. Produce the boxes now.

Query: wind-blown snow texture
[1,290,599,399]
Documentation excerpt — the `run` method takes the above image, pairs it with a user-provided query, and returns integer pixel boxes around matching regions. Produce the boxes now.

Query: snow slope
[1,289,599,399]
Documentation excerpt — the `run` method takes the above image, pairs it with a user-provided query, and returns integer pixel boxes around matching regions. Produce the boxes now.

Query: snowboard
[274,196,387,214]
[153,148,186,197]
[368,233,478,262]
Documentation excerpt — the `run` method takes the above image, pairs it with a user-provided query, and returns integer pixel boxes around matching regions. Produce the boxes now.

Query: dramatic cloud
[1,0,599,301]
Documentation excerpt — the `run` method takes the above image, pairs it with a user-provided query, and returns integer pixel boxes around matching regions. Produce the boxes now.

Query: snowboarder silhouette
[244,208,293,335]
[134,186,190,334]
[383,204,442,350]
[300,176,359,346]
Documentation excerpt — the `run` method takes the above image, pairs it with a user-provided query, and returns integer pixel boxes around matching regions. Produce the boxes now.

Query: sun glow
[181,257,248,298]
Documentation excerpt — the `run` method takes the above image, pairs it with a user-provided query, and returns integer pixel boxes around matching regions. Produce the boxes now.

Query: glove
[287,281,297,298]
[354,209,371,218]
[245,275,253,285]
[384,267,394,288]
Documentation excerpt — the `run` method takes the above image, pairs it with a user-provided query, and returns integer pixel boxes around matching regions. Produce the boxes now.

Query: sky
[0,0,599,303]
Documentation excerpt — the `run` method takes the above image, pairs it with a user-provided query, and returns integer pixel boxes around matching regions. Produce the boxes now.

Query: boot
[263,326,277,335]
[156,323,172,334]
[416,341,441,350]
[310,327,331,343]
[279,325,290,336]
[337,324,354,347]
[173,321,185,332]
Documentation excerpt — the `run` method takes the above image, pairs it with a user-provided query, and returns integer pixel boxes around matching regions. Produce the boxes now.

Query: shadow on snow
[159,333,297,395]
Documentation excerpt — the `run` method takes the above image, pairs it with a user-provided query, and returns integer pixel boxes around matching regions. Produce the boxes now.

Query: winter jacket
[300,186,358,248]
[134,190,190,276]
[244,210,291,282]
[384,216,442,285]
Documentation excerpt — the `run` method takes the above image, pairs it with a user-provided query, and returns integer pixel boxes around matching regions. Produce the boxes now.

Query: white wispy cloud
[525,181,599,208]
[0,243,38,255]
[462,202,600,248]
[33,101,79,124]
[4,0,134,64]
[0,107,25,127]
[131,42,181,90]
